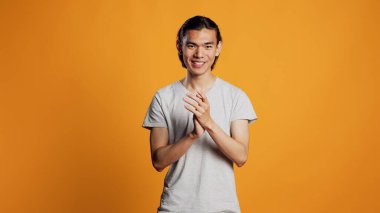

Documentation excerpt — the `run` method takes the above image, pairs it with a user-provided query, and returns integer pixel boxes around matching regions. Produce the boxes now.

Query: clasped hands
[183,91,214,138]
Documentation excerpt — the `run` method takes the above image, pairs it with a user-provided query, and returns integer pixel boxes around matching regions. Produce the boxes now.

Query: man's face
[179,28,222,76]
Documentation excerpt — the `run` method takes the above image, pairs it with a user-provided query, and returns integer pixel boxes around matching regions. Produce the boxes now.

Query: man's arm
[149,127,198,172]
[205,119,250,167]
[183,91,252,167]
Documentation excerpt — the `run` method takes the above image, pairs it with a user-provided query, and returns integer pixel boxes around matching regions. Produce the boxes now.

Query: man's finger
[198,91,209,104]
[186,93,203,105]
[195,92,204,101]
[184,104,201,117]
[183,97,202,111]
[196,93,202,99]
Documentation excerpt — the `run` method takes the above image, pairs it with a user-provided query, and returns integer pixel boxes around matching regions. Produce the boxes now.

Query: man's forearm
[153,134,198,172]
[205,121,247,167]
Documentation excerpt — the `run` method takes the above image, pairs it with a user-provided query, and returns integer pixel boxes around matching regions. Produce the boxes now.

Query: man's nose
[194,47,204,58]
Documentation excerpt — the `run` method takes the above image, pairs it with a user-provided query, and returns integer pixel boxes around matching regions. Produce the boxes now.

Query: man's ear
[216,41,222,56]
[176,40,182,55]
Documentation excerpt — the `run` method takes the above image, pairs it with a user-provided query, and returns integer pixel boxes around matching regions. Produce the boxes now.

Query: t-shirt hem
[142,122,167,129]
[230,117,258,125]
[158,201,241,213]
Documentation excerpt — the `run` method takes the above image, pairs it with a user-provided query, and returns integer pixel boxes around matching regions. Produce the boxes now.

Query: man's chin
[187,68,210,76]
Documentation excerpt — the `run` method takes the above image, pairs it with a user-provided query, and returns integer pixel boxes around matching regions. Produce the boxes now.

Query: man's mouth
[191,60,205,68]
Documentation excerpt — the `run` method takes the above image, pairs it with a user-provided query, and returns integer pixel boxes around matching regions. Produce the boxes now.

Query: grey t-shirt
[142,77,258,213]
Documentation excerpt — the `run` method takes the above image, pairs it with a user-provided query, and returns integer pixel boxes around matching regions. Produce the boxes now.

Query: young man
[142,16,258,213]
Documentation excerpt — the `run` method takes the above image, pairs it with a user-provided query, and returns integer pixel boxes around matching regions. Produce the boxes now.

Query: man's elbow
[236,155,248,167]
[235,142,249,167]
[153,161,165,172]
[236,160,246,167]
[152,149,165,172]
[154,166,164,172]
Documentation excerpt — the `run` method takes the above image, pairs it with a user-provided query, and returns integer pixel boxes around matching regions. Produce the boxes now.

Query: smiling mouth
[191,61,205,68]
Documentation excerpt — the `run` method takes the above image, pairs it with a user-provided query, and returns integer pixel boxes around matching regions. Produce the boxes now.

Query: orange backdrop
[1,0,379,212]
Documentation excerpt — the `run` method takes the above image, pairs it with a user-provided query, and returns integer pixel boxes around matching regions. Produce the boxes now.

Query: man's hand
[183,90,251,167]
[189,115,205,138]
[183,91,213,130]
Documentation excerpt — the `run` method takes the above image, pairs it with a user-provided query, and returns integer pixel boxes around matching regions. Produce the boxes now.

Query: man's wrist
[204,119,217,132]
[188,132,200,140]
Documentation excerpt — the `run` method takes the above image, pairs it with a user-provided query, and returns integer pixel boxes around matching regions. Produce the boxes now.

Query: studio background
[1,0,379,212]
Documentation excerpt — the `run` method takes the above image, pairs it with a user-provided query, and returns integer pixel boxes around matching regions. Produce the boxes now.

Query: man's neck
[180,71,217,94]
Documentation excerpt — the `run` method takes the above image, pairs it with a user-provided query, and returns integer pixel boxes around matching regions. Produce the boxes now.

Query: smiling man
[142,16,258,213]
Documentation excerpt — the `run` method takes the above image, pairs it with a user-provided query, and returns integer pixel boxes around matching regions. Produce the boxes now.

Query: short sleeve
[142,92,168,129]
[230,89,258,125]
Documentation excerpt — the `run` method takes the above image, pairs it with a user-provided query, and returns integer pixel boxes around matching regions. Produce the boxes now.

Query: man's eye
[187,45,194,48]
[206,46,213,49]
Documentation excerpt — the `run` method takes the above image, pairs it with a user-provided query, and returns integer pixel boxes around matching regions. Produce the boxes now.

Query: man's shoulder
[153,80,180,99]
[217,77,244,95]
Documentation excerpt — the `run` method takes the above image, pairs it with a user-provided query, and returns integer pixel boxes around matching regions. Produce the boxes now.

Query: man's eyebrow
[185,41,197,45]
[185,41,215,45]
[204,41,215,45]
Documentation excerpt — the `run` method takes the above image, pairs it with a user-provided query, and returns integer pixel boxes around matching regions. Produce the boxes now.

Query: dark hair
[176,16,222,70]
